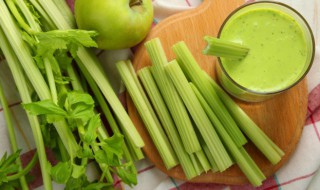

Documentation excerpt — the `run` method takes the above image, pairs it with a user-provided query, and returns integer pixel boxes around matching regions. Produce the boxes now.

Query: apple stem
[129,0,142,7]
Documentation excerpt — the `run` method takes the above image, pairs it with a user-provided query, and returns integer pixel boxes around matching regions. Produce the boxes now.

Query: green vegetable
[172,41,247,148]
[138,66,198,179]
[165,60,233,172]
[202,72,284,164]
[0,26,53,189]
[34,0,144,149]
[191,83,266,186]
[0,71,27,189]
[145,38,202,154]
[202,36,250,59]
[116,60,178,169]
[0,0,143,188]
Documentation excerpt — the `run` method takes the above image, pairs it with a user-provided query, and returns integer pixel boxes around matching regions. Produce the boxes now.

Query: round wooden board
[127,0,308,185]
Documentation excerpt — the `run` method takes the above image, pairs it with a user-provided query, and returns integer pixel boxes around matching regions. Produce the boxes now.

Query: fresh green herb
[202,36,250,59]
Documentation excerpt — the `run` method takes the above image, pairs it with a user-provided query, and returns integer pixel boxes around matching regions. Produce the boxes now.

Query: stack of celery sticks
[116,38,285,187]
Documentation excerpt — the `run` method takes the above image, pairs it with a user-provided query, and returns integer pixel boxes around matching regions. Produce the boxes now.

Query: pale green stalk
[202,72,284,164]
[116,60,178,169]
[202,36,249,59]
[52,0,76,28]
[138,67,197,179]
[0,27,53,190]
[165,60,232,172]
[0,71,28,189]
[194,150,211,173]
[189,154,203,176]
[191,83,266,186]
[145,38,201,154]
[36,0,144,148]
[172,41,247,148]
[0,0,79,156]
[74,60,144,161]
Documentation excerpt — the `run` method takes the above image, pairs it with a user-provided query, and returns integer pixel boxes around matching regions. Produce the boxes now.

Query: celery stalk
[116,60,178,169]
[35,0,145,148]
[145,38,201,154]
[165,60,232,172]
[190,154,204,176]
[172,41,247,148]
[0,70,28,189]
[75,61,144,161]
[138,67,197,179]
[202,36,249,59]
[0,0,79,156]
[202,72,284,164]
[0,27,53,190]
[194,150,211,173]
[191,83,266,186]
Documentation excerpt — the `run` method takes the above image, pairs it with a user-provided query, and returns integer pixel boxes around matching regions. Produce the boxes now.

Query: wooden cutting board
[127,0,308,185]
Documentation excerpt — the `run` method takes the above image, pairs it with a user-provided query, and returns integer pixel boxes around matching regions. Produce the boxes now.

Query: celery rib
[145,38,201,154]
[0,67,28,189]
[0,27,53,190]
[172,41,247,148]
[138,67,197,179]
[191,83,265,186]
[202,72,284,164]
[165,60,232,172]
[116,61,178,169]
[0,0,79,156]
[36,0,145,148]
[202,36,249,59]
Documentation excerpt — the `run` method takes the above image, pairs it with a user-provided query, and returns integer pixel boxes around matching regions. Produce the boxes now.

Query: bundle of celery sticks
[116,38,285,187]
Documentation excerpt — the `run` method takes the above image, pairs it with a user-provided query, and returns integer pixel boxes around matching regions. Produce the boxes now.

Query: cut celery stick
[172,41,247,148]
[145,38,201,154]
[190,154,204,176]
[202,36,249,59]
[116,60,178,169]
[165,60,232,172]
[191,83,265,186]
[202,72,284,164]
[138,67,197,179]
[194,150,211,173]
[201,142,219,172]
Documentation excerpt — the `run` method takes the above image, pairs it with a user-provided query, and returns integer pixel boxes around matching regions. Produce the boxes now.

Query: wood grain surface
[127,0,308,185]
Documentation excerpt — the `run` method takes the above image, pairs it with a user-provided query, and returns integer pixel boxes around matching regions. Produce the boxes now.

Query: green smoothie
[219,8,308,93]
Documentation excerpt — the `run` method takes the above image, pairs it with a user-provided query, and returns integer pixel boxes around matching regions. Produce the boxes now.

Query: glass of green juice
[216,1,315,102]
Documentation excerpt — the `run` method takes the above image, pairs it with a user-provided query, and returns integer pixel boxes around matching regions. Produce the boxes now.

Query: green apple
[74,0,154,50]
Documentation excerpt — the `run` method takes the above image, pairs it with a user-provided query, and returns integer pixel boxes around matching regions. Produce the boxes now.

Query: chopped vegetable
[202,72,284,164]
[172,41,247,148]
[165,60,233,172]
[191,83,266,186]
[116,60,178,169]
[145,38,202,154]
[138,67,198,179]
[202,36,249,59]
